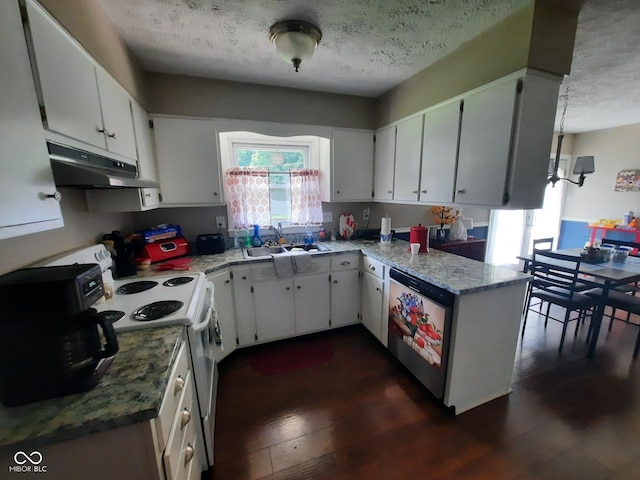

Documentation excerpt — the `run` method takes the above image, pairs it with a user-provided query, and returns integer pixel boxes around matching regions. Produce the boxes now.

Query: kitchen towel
[290,251,312,274]
[272,254,294,277]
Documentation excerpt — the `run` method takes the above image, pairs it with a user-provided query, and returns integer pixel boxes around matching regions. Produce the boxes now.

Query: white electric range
[41,245,219,470]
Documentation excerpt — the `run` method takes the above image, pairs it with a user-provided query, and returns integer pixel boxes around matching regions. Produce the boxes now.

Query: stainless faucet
[269,223,285,243]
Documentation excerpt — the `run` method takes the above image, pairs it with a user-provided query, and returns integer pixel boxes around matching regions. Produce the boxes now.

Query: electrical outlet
[323,211,333,222]
[216,216,226,229]
[363,207,370,220]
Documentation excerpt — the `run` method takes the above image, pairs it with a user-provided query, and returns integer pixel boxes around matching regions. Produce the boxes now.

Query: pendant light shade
[269,20,322,72]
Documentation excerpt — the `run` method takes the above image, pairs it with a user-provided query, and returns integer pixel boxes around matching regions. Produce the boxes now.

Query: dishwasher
[387,268,454,398]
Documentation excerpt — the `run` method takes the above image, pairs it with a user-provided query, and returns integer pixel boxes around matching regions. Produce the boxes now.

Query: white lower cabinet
[330,254,361,327]
[207,270,237,362]
[253,277,296,342]
[232,267,257,346]
[361,256,386,343]
[294,273,331,334]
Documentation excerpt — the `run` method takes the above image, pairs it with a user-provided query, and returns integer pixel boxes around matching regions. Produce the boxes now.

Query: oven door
[188,281,218,468]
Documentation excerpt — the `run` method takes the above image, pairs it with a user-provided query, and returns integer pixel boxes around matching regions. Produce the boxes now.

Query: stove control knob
[174,375,185,396]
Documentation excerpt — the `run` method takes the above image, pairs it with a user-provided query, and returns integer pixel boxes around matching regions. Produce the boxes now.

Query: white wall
[563,124,640,221]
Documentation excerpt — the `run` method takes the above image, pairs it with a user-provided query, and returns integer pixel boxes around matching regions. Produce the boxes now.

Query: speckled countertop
[137,239,529,295]
[0,326,183,452]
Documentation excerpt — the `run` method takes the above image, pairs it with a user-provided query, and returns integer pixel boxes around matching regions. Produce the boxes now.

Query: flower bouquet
[430,206,458,241]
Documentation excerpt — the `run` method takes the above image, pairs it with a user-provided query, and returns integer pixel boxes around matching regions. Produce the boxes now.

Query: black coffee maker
[0,264,119,406]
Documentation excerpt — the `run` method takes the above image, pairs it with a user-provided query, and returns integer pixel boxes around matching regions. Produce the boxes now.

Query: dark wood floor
[206,308,640,480]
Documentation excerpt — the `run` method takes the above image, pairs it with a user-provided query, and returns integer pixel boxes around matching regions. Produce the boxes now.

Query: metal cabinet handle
[340,261,351,266]
[296,285,301,289]
[180,408,191,430]
[457,189,466,194]
[174,376,185,396]
[213,192,218,196]
[145,192,152,198]
[336,190,340,194]
[107,131,116,139]
[225,279,231,284]
[376,287,382,293]
[242,276,247,280]
[387,190,393,194]
[286,286,291,290]
[412,190,418,194]
[96,127,106,134]
[184,444,194,466]
[421,189,427,194]
[333,280,338,284]
[368,265,376,271]
[40,191,62,202]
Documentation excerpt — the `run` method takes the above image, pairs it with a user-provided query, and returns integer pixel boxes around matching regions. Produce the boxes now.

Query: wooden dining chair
[584,288,640,358]
[601,238,640,327]
[522,249,598,352]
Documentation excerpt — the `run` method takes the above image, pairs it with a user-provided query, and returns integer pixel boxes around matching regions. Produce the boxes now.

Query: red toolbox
[139,236,191,263]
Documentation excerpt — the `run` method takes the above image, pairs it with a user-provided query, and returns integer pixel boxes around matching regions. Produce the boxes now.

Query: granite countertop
[0,325,183,452]
[136,239,529,295]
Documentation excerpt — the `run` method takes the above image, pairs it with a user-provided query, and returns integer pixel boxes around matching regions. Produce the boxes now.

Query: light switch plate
[216,216,226,229]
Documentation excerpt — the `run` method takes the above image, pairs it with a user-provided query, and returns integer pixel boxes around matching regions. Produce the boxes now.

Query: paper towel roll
[381,216,391,235]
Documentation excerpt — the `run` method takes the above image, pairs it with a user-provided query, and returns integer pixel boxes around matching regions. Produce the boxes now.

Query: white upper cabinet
[0,0,63,240]
[373,126,396,201]
[153,116,224,206]
[419,101,461,203]
[322,129,373,202]
[455,78,518,206]
[25,0,136,161]
[393,116,424,202]
[94,69,137,159]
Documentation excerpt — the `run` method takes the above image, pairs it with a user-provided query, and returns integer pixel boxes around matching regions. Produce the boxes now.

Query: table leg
[587,282,610,358]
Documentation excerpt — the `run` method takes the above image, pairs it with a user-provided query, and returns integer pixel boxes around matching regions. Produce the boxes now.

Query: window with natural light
[222,134,323,229]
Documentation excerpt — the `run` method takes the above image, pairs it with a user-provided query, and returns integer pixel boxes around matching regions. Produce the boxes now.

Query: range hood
[47,142,159,189]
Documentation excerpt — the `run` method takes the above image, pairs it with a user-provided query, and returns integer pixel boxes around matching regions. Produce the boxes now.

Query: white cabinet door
[361,272,384,342]
[419,101,461,203]
[26,0,105,150]
[232,267,257,346]
[0,0,63,240]
[253,279,295,342]
[95,69,137,160]
[208,270,237,362]
[373,126,396,201]
[393,116,424,202]
[455,78,519,206]
[132,101,160,208]
[153,117,224,205]
[331,129,374,201]
[330,270,360,327]
[294,274,331,334]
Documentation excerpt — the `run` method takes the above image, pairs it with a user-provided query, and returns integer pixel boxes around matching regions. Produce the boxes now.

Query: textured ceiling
[97,0,640,133]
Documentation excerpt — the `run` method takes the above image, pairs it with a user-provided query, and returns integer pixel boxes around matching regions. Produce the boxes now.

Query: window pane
[234,146,307,226]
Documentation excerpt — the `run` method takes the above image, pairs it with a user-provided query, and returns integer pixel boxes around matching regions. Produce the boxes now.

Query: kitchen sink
[242,243,329,259]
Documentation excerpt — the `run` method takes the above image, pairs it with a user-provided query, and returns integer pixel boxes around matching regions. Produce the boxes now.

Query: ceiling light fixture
[269,20,322,73]
[548,87,595,188]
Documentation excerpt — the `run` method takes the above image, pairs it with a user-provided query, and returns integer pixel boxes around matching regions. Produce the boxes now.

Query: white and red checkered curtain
[225,168,271,228]
[290,169,322,225]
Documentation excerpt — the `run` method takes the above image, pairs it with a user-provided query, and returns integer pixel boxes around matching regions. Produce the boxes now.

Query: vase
[436,228,446,242]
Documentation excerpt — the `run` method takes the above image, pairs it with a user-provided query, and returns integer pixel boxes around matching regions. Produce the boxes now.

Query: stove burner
[98,310,125,324]
[116,281,158,295]
[163,276,195,287]
[131,301,184,321]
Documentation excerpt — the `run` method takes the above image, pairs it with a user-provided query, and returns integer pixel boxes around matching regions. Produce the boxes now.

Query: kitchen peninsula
[146,239,530,414]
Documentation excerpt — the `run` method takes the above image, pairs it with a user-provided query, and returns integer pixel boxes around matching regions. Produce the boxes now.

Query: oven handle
[192,281,214,333]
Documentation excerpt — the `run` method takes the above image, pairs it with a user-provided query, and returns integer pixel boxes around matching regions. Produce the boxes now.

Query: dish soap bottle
[252,224,263,247]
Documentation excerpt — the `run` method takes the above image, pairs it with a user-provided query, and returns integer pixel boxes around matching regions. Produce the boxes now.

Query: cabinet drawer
[362,255,385,279]
[156,341,189,449]
[252,256,330,280]
[331,254,360,271]
[163,370,195,480]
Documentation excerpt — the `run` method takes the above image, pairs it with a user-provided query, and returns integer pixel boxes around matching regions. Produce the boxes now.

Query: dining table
[518,249,640,357]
